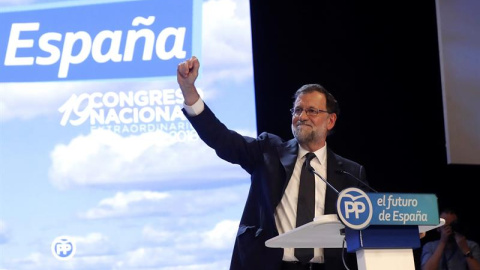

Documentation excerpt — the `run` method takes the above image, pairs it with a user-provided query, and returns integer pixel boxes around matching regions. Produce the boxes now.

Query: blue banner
[0,0,201,82]
[369,193,439,225]
[337,188,439,230]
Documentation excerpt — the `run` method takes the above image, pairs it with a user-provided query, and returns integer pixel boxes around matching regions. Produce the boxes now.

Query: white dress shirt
[275,146,328,263]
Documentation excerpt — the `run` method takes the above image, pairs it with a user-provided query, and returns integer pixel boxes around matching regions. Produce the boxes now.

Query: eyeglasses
[290,107,329,116]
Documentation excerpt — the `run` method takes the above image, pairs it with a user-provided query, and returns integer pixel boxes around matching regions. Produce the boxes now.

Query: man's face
[438,212,459,239]
[440,212,458,226]
[291,92,337,149]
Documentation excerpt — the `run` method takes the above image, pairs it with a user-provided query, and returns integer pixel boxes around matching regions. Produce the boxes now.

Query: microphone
[336,170,378,193]
[305,161,339,194]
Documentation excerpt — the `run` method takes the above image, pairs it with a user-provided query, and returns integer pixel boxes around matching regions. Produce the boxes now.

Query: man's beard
[293,126,315,145]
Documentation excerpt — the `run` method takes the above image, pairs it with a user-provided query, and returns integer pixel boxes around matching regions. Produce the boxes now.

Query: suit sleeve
[183,104,261,174]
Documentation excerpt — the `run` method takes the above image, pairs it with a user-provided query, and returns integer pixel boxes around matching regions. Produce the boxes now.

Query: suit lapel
[277,138,298,193]
[325,148,343,214]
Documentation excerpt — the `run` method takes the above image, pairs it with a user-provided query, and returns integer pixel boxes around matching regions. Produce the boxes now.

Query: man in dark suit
[177,56,369,270]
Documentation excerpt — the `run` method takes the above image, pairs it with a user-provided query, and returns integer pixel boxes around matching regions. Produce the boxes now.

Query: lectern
[265,214,445,270]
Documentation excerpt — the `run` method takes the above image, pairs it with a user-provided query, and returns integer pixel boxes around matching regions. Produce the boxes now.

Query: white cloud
[98,191,170,209]
[200,0,254,90]
[202,0,253,68]
[114,246,203,269]
[201,220,238,249]
[80,190,170,219]
[49,128,251,190]
[140,218,238,253]
[2,218,238,270]
[146,260,231,270]
[0,220,10,244]
[142,225,175,244]
[0,0,35,6]
[7,252,46,270]
[80,185,247,219]
[113,219,237,269]
[0,82,79,122]
[0,80,173,123]
[74,232,113,256]
[5,233,118,270]
[8,252,117,270]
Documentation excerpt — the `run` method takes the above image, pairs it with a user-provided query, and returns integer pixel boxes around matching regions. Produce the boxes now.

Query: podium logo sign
[337,188,439,230]
[337,188,373,230]
[368,193,439,226]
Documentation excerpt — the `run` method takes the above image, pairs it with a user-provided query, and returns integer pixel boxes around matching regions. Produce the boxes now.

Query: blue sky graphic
[0,0,257,269]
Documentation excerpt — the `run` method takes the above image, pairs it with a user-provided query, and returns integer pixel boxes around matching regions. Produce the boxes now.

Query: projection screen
[436,0,480,165]
[0,0,256,269]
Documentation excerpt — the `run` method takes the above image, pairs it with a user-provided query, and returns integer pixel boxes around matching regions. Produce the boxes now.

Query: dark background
[249,1,479,268]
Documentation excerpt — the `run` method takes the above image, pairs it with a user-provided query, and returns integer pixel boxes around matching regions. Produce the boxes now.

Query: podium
[265,214,445,270]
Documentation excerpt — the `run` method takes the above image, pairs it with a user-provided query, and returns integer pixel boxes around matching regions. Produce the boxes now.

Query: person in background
[177,56,371,270]
[421,207,480,270]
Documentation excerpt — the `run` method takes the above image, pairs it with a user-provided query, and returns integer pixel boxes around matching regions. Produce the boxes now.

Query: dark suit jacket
[184,104,368,270]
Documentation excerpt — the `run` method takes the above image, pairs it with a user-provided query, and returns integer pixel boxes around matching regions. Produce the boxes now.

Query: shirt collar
[298,143,327,164]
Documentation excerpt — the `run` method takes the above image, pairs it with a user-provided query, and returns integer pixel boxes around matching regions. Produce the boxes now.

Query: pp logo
[336,187,373,230]
[51,236,76,260]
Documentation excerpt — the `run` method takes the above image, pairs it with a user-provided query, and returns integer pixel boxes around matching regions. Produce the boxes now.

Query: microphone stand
[308,168,339,194]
